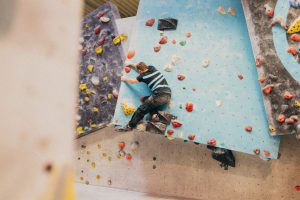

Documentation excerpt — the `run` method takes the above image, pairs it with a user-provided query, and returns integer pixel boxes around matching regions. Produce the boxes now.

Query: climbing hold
[85,181,90,185]
[125,153,132,161]
[153,44,161,52]
[79,83,87,91]
[167,129,174,136]
[94,25,101,35]
[100,16,110,23]
[159,36,168,45]
[179,40,186,46]
[285,118,295,124]
[107,93,113,100]
[112,91,118,99]
[113,36,121,45]
[186,32,192,38]
[290,115,299,123]
[215,100,223,107]
[97,144,102,149]
[91,76,100,86]
[96,175,101,180]
[290,34,300,42]
[77,127,83,135]
[167,136,175,141]
[90,124,97,128]
[172,40,176,44]
[207,138,217,146]
[102,153,107,157]
[258,77,266,83]
[217,6,226,15]
[201,59,210,68]
[96,11,105,19]
[124,66,131,73]
[107,180,112,186]
[238,74,244,80]
[127,50,135,59]
[177,75,185,81]
[160,31,164,36]
[86,89,91,95]
[185,102,193,112]
[263,150,270,157]
[284,91,293,100]
[118,142,125,149]
[164,64,173,72]
[255,55,264,67]
[264,4,274,18]
[120,34,128,42]
[269,125,276,133]
[93,107,99,113]
[103,76,109,81]
[171,120,182,128]
[253,149,260,155]
[262,84,274,95]
[87,64,94,73]
[145,18,155,27]
[171,55,181,65]
[228,7,236,16]
[277,114,286,123]
[294,100,300,107]
[84,97,90,102]
[287,16,300,34]
[188,134,196,141]
[97,36,105,46]
[91,162,96,168]
[95,46,103,55]
[245,126,252,132]
[121,101,136,116]
[295,185,300,191]
[287,47,297,55]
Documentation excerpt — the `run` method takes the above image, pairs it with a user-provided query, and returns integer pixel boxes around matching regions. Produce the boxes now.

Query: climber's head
[136,62,148,74]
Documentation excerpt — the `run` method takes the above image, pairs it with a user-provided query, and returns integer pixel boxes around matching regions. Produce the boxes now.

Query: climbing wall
[113,0,280,159]
[77,3,126,137]
[242,0,300,136]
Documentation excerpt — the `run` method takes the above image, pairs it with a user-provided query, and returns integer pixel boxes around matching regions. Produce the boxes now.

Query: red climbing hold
[188,134,196,141]
[118,142,125,149]
[207,139,217,146]
[277,114,286,123]
[238,74,244,80]
[145,18,155,27]
[167,130,174,136]
[124,66,131,73]
[258,77,266,83]
[186,32,192,38]
[140,96,145,102]
[177,75,185,81]
[287,47,297,55]
[262,84,273,95]
[171,120,182,128]
[192,88,196,92]
[185,102,193,112]
[96,12,105,19]
[290,34,300,42]
[97,36,105,46]
[127,51,135,59]
[263,150,270,157]
[253,149,260,155]
[245,126,253,132]
[159,36,168,45]
[295,185,300,191]
[172,40,176,44]
[94,25,101,35]
[283,91,293,100]
[153,44,161,52]
[112,92,118,99]
[125,153,132,161]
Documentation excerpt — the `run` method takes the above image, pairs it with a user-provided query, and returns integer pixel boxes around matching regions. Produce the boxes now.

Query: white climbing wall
[0,0,81,199]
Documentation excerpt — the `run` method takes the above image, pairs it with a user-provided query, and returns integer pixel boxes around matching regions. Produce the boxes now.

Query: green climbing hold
[179,104,183,109]
[179,41,186,46]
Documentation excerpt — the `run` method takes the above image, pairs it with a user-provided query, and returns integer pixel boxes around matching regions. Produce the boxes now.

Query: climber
[116,62,172,132]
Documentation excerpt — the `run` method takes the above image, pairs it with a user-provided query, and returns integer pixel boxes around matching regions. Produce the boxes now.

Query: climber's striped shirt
[136,65,171,94]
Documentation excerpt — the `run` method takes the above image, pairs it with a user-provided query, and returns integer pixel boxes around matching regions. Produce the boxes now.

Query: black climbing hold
[153,165,157,169]
[157,18,178,31]
[153,157,157,161]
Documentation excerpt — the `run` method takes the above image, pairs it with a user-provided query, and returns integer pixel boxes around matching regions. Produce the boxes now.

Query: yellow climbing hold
[87,64,94,73]
[113,36,121,44]
[294,100,300,108]
[91,162,96,168]
[121,101,136,116]
[116,153,122,159]
[86,89,91,95]
[93,107,99,113]
[80,177,84,181]
[77,126,83,135]
[79,83,87,91]
[107,93,113,100]
[269,125,276,133]
[108,156,112,161]
[167,136,175,141]
[90,124,97,128]
[287,16,300,34]
[96,175,101,180]
[103,76,109,81]
[95,46,103,54]
[84,97,90,102]
[102,153,107,157]
[120,34,128,41]
[97,144,102,149]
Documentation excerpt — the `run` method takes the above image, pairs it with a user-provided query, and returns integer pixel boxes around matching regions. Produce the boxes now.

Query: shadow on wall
[0,0,16,36]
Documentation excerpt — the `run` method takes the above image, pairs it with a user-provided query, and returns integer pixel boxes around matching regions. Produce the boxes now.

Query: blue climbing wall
[113,0,280,159]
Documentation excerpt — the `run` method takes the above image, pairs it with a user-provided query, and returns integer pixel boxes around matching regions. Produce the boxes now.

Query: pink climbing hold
[188,134,196,141]
[284,91,293,100]
[97,36,105,46]
[186,32,192,38]
[172,40,176,44]
[112,92,118,99]
[277,114,285,123]
[94,25,101,35]
[177,75,185,81]
[171,120,182,128]
[185,102,193,112]
[145,18,155,27]
[159,36,168,45]
[153,44,161,52]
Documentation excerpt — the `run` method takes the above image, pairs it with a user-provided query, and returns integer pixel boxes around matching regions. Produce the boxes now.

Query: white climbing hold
[100,16,110,23]
[164,64,173,72]
[91,76,100,86]
[79,37,84,44]
[201,59,210,68]
[217,6,226,15]
[216,100,223,107]
[171,55,181,65]
[75,114,81,121]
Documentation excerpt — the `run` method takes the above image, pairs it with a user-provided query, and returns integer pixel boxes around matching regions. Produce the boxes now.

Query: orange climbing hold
[277,114,285,123]
[127,51,135,59]
[145,18,155,27]
[262,84,274,95]
[255,55,264,67]
[186,32,192,38]
[177,75,185,81]
[171,120,182,128]
[159,36,168,45]
[283,91,293,100]
[258,77,266,83]
[245,126,252,132]
[287,47,297,55]
[253,149,260,155]
[188,134,196,141]
[207,139,217,146]
[118,142,125,149]
[263,150,270,157]
[185,102,193,112]
[172,40,176,44]
[290,34,300,42]
[167,129,174,136]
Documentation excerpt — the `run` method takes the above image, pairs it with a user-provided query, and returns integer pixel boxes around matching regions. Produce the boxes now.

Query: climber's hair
[136,62,148,72]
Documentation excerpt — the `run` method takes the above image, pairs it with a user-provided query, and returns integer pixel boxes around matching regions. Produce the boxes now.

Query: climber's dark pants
[128,92,171,128]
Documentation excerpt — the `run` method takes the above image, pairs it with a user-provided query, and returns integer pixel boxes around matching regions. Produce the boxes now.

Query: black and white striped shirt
[136,65,171,94]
